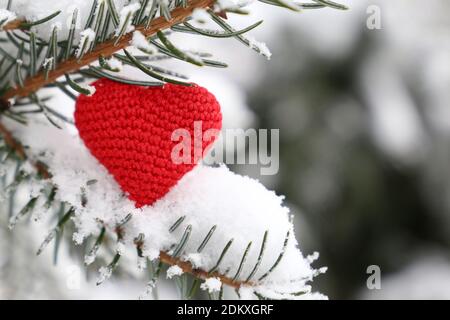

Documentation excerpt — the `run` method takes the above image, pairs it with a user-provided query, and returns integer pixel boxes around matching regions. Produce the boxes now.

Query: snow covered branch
[0,117,326,299]
[0,120,253,289]
[1,0,215,100]
[0,122,50,178]
[0,18,21,30]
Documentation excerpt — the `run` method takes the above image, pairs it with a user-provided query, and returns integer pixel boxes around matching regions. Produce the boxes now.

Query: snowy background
[2,0,450,299]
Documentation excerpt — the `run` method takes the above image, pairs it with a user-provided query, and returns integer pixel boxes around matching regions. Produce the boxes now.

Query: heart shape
[75,79,222,207]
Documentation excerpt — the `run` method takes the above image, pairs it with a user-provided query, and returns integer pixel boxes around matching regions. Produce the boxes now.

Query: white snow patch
[191,8,209,24]
[116,3,141,36]
[84,249,97,266]
[97,266,113,284]
[246,36,272,60]
[0,9,16,27]
[5,0,128,42]
[76,28,96,58]
[42,57,54,69]
[238,286,255,299]
[80,83,96,96]
[137,256,147,270]
[215,0,255,11]
[131,31,157,54]
[200,277,222,293]
[72,231,85,245]
[185,253,203,269]
[307,251,320,263]
[166,265,184,279]
[183,51,204,65]
[106,56,123,71]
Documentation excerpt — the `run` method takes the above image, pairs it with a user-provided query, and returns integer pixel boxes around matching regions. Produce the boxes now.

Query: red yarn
[75,79,222,207]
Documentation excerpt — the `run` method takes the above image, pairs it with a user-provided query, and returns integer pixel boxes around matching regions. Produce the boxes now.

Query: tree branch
[0,121,26,159]
[0,121,51,178]
[1,19,23,31]
[159,251,252,288]
[0,119,251,289]
[1,0,215,100]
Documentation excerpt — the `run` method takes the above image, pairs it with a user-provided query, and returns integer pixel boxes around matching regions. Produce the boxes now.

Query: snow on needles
[246,36,272,60]
[6,117,325,299]
[0,9,16,27]
[115,3,141,36]
[201,278,222,293]
[166,265,184,279]
[4,0,129,42]
[131,31,158,55]
[76,28,96,58]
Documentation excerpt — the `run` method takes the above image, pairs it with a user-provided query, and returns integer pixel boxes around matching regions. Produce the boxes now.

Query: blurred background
[234,0,450,299]
[2,0,450,299]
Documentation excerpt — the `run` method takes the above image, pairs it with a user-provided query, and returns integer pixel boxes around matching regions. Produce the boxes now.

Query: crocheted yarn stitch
[75,79,222,207]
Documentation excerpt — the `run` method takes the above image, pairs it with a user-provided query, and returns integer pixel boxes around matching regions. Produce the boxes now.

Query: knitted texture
[75,79,222,207]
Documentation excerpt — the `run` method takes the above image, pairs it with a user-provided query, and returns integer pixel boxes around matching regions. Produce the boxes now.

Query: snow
[97,265,113,284]
[139,279,157,299]
[238,286,255,299]
[200,277,222,293]
[3,0,129,42]
[215,0,253,12]
[185,253,203,269]
[183,51,204,66]
[166,265,184,279]
[115,3,141,36]
[80,83,96,96]
[246,36,272,60]
[105,57,123,71]
[131,30,157,54]
[76,28,96,58]
[0,166,6,177]
[4,115,325,299]
[84,249,97,266]
[191,8,209,24]
[0,9,16,26]
[306,251,319,263]
[42,58,54,68]
[255,285,328,300]
[137,256,147,270]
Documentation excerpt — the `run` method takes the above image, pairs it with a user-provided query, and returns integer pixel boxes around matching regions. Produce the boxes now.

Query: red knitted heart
[75,79,222,207]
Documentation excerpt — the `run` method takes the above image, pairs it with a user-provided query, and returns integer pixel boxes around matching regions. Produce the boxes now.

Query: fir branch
[1,10,62,31]
[0,121,26,160]
[0,122,50,178]
[0,121,254,289]
[1,18,22,31]
[158,251,253,289]
[0,0,215,100]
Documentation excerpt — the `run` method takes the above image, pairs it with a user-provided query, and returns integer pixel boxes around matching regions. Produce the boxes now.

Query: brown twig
[0,121,51,178]
[0,121,26,160]
[1,0,215,100]
[1,19,23,31]
[159,251,252,289]
[0,120,251,289]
